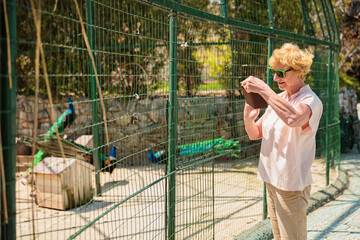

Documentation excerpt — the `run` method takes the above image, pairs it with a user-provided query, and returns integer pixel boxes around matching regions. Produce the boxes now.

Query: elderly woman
[241,43,323,240]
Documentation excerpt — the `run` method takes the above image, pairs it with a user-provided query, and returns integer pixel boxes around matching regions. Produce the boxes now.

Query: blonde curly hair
[269,43,314,79]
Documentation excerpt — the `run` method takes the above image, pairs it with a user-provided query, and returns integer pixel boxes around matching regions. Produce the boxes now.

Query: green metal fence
[1,0,340,239]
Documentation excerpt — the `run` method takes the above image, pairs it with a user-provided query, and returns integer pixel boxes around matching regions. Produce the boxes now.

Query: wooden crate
[74,135,93,149]
[16,155,33,172]
[33,157,95,210]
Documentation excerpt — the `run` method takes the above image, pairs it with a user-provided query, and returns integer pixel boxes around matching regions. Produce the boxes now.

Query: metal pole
[212,94,215,239]
[323,0,336,43]
[312,0,327,41]
[300,0,310,36]
[230,39,238,139]
[335,53,341,171]
[322,0,335,183]
[328,0,341,45]
[164,99,169,240]
[220,0,227,17]
[319,0,333,43]
[262,0,275,221]
[301,0,316,36]
[325,49,332,185]
[0,0,16,238]
[86,0,101,195]
[313,46,320,95]
[221,0,238,139]
[168,10,178,240]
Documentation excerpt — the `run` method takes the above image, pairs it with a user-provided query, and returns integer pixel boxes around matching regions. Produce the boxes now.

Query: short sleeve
[299,94,323,134]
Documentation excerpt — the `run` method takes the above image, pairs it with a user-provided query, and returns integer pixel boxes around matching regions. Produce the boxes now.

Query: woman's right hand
[244,103,260,122]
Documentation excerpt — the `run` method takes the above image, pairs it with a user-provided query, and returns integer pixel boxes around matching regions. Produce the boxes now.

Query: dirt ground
[15,158,337,240]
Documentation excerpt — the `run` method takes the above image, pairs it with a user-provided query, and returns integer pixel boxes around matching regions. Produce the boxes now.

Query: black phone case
[240,86,268,109]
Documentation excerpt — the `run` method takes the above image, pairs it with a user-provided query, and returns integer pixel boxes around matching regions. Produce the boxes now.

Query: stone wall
[339,87,358,117]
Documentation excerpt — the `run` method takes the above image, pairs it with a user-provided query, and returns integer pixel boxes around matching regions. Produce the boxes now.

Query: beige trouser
[266,183,311,240]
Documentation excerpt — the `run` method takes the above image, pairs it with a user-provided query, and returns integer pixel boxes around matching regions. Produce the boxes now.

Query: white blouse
[258,85,323,191]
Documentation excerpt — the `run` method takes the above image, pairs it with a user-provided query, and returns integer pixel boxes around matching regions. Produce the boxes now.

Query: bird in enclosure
[27,96,76,171]
[21,136,117,175]
[147,137,239,166]
[21,97,76,185]
[64,96,76,128]
[104,145,117,174]
[147,147,169,164]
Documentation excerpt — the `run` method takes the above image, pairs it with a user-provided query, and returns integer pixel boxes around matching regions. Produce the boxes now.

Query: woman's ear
[297,74,305,81]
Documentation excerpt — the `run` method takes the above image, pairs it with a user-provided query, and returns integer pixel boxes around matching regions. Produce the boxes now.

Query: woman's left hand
[241,76,269,94]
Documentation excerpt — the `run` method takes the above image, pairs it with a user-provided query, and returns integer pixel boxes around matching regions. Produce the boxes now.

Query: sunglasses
[269,66,292,78]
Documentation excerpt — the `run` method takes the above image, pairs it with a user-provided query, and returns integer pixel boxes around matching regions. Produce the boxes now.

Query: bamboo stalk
[29,0,42,237]
[53,0,58,12]
[73,0,110,147]
[2,0,12,89]
[29,0,66,163]
[0,127,8,224]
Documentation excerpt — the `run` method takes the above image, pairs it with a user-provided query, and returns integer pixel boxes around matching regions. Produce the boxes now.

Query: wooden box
[16,155,33,172]
[74,135,93,149]
[33,157,95,210]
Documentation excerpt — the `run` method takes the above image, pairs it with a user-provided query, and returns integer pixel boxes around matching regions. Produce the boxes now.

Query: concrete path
[307,148,360,240]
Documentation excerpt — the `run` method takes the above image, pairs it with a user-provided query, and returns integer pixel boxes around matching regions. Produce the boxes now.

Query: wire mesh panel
[173,11,268,238]
[174,97,215,239]
[15,0,172,239]
[227,0,269,26]
[1,0,341,239]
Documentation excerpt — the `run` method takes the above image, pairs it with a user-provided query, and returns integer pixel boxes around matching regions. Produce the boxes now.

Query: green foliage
[148,81,169,94]
[194,39,232,90]
[16,0,217,97]
[197,81,223,91]
[15,0,343,99]
[339,72,360,93]
[227,0,269,26]
[16,0,170,97]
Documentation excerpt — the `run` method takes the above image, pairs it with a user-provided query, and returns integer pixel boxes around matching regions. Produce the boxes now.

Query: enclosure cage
[1,0,340,239]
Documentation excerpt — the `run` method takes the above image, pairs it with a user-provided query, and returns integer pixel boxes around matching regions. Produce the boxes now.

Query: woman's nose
[273,74,280,82]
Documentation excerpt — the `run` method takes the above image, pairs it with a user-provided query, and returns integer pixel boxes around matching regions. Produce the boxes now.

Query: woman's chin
[278,84,286,90]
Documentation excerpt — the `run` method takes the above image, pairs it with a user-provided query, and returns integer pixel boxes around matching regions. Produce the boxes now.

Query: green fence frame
[1,0,340,239]
[1,0,17,239]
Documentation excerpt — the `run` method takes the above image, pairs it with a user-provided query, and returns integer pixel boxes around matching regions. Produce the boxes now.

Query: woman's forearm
[260,87,309,128]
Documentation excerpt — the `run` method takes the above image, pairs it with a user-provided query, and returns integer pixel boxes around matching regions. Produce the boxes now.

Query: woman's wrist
[259,84,273,101]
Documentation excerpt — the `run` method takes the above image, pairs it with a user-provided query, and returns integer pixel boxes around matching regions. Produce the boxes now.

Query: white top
[258,85,323,191]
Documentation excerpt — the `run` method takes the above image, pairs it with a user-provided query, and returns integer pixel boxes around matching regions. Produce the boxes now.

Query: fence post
[220,0,238,139]
[321,0,333,186]
[262,0,275,221]
[325,49,333,185]
[329,1,341,45]
[313,0,327,40]
[212,94,216,238]
[168,9,178,240]
[319,0,333,42]
[220,0,227,17]
[86,0,101,195]
[322,0,336,43]
[221,0,238,140]
[0,0,17,238]
[300,0,310,36]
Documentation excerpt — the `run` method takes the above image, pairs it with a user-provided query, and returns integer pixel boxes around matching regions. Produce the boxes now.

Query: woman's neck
[286,82,306,97]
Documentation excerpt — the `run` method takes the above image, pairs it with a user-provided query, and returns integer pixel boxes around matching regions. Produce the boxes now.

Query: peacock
[147,137,239,165]
[26,96,76,172]
[21,97,116,185]
[22,135,117,174]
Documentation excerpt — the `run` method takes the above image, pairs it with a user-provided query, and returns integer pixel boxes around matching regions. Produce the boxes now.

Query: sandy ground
[15,158,337,240]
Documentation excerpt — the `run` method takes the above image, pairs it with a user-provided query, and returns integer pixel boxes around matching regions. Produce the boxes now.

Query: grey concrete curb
[233,169,349,240]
